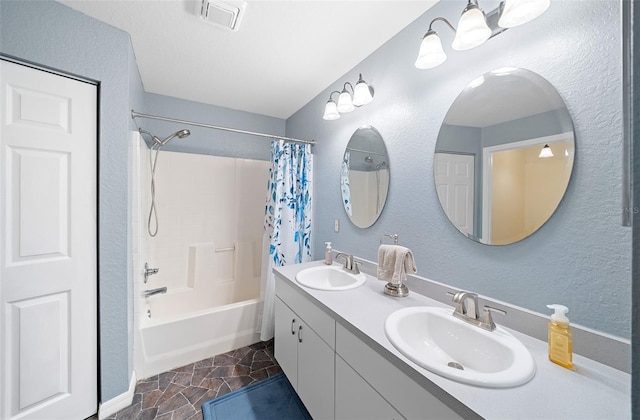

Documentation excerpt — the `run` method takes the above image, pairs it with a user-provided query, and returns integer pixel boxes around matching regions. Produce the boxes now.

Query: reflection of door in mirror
[482,133,574,245]
[433,68,575,245]
[434,153,474,237]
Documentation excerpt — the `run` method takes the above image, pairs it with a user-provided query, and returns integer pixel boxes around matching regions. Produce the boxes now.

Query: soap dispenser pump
[324,242,332,265]
[546,304,573,369]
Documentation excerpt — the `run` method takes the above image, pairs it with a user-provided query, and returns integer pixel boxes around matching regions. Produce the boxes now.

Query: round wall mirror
[434,68,575,245]
[341,126,390,228]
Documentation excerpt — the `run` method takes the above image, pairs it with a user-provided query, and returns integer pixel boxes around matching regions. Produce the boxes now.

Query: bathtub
[134,296,262,379]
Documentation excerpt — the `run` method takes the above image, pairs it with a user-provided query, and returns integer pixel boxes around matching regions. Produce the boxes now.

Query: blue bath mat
[202,373,312,420]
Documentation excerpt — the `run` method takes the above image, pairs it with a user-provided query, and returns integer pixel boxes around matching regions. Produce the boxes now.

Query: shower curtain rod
[131,110,316,146]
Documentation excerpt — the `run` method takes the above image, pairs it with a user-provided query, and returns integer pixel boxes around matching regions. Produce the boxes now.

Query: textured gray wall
[287,0,632,338]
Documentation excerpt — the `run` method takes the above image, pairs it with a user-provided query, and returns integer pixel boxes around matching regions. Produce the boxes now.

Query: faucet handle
[482,305,506,331]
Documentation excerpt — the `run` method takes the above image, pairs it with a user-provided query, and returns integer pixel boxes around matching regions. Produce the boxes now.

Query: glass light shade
[353,81,373,106]
[323,101,340,120]
[538,144,554,158]
[337,91,355,113]
[415,31,447,69]
[452,6,491,51]
[498,0,550,28]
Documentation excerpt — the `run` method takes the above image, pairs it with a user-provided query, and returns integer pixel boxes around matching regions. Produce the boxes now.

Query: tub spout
[143,287,167,298]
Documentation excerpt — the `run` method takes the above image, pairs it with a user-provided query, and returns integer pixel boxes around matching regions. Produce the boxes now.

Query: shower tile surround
[104,340,281,420]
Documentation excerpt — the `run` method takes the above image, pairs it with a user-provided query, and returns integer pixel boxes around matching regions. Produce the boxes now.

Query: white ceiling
[59,0,437,119]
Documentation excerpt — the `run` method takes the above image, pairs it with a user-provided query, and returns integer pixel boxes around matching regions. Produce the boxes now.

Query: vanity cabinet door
[336,356,404,420]
[275,296,336,419]
[274,297,298,388]
[297,319,335,420]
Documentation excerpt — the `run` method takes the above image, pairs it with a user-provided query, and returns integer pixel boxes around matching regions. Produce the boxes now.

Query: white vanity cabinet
[274,279,335,420]
[335,356,403,420]
[336,323,464,420]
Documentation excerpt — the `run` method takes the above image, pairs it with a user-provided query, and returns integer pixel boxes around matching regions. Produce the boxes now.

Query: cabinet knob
[298,325,303,343]
[291,319,296,335]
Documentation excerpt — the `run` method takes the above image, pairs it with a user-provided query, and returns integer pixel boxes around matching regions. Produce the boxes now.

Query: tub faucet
[450,290,506,332]
[143,287,167,298]
[335,253,360,275]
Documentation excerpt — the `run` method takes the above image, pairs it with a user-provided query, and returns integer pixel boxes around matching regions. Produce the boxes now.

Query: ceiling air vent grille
[198,0,246,31]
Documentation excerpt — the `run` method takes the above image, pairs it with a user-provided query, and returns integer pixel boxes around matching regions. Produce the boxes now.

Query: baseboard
[98,370,137,419]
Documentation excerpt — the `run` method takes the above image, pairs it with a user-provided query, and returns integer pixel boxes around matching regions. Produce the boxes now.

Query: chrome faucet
[143,287,167,298]
[335,253,360,275]
[450,290,506,331]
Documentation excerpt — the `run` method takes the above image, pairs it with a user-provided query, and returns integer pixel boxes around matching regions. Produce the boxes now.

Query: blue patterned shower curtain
[259,139,312,341]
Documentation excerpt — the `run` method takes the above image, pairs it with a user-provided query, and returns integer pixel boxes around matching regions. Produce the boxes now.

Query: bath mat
[202,373,312,420]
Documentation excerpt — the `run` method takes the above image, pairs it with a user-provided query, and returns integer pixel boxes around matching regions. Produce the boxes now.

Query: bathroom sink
[385,306,535,388]
[295,265,366,291]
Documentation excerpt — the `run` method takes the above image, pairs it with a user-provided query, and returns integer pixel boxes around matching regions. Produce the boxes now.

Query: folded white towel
[377,245,417,285]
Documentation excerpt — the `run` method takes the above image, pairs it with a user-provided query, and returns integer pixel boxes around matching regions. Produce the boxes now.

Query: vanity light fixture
[538,144,554,158]
[498,0,551,28]
[415,0,549,70]
[323,74,374,120]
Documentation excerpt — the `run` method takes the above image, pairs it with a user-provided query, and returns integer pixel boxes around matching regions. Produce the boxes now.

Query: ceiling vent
[197,0,246,31]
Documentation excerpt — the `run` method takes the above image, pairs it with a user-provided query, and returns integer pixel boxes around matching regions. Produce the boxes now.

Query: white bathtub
[134,297,262,379]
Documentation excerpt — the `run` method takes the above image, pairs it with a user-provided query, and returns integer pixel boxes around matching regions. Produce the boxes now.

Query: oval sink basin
[385,306,535,388]
[295,265,366,291]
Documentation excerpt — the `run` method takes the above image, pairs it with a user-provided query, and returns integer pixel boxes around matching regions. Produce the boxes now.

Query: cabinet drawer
[336,323,464,420]
[275,274,335,349]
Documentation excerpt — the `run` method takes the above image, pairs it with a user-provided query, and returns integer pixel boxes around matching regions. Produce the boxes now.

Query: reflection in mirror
[434,68,575,245]
[341,126,390,228]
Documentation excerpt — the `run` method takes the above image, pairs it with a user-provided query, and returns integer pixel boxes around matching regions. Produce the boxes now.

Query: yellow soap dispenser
[546,304,573,369]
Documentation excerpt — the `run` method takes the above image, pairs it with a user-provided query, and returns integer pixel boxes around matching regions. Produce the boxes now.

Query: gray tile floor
[104,340,281,420]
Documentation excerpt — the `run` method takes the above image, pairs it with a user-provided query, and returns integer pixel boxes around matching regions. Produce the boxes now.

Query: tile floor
[104,340,281,420]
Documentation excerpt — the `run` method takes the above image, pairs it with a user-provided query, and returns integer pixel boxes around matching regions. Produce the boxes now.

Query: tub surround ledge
[274,258,631,420]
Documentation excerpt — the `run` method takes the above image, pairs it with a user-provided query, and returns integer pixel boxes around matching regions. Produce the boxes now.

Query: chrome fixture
[138,127,191,237]
[143,287,167,298]
[335,253,361,275]
[450,290,506,331]
[323,74,374,120]
[144,262,159,284]
[131,110,315,145]
[415,0,550,69]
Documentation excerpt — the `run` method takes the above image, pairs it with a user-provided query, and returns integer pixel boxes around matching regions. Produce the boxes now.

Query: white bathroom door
[0,60,98,419]
[434,153,474,236]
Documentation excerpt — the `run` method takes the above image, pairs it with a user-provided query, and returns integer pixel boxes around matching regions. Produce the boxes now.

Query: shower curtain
[259,139,313,341]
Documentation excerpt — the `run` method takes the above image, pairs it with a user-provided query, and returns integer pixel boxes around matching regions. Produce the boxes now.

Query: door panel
[1,59,97,420]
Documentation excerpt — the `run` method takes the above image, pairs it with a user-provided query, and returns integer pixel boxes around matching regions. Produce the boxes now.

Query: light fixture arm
[342,82,355,94]
[424,16,457,37]
[327,90,341,101]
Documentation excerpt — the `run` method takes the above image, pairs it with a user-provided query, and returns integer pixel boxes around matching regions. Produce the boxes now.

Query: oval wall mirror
[434,68,575,245]
[341,126,390,228]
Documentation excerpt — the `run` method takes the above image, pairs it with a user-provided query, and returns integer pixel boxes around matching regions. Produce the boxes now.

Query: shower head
[158,129,191,146]
[364,156,374,164]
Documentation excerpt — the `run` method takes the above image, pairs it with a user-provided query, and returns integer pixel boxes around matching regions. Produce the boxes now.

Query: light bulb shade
[498,0,550,28]
[538,144,554,158]
[452,5,491,51]
[337,91,355,113]
[353,80,373,106]
[415,31,447,69]
[323,101,340,120]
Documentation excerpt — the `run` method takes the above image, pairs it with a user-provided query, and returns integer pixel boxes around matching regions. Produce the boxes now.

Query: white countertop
[274,260,631,420]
